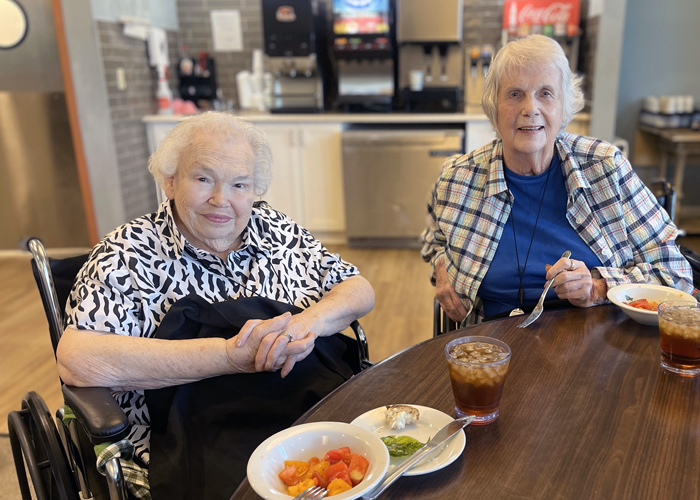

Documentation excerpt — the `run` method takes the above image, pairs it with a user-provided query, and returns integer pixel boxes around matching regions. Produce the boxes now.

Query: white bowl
[607,283,697,326]
[247,422,390,500]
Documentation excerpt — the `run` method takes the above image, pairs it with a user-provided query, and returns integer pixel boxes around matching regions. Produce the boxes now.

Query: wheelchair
[9,239,131,500]
[9,238,372,500]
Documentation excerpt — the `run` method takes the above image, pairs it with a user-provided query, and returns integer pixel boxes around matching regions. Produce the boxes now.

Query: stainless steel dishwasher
[342,128,464,248]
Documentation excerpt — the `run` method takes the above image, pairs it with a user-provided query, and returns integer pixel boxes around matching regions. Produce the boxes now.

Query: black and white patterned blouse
[66,200,360,464]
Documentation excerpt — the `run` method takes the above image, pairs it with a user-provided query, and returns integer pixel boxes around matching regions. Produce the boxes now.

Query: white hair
[148,112,273,196]
[481,35,585,135]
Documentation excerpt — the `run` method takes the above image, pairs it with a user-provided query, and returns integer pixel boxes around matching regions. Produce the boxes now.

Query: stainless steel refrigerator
[0,0,89,250]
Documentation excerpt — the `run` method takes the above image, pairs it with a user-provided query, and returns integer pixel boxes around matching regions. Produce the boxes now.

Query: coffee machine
[396,0,464,113]
[262,0,329,112]
[330,0,396,112]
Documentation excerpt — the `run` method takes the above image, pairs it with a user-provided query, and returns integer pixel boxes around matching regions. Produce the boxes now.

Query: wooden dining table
[231,305,700,500]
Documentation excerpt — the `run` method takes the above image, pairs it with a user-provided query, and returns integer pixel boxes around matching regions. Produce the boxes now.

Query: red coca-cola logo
[520,3,573,25]
[503,0,580,28]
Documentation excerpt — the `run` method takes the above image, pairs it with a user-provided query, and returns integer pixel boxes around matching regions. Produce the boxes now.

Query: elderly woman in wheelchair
[54,112,374,499]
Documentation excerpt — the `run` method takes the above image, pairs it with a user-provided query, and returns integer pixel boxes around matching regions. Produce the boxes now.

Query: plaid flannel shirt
[422,133,694,325]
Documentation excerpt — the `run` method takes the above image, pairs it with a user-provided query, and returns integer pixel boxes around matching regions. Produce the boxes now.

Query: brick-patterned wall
[176,0,264,107]
[463,0,507,49]
[580,14,598,106]
[97,21,179,220]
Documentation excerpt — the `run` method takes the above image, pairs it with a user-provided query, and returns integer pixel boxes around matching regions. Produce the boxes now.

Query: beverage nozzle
[481,44,494,78]
[423,45,433,82]
[469,46,481,81]
[438,43,449,82]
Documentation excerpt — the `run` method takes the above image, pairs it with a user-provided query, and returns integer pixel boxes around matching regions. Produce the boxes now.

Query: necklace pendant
[509,308,525,316]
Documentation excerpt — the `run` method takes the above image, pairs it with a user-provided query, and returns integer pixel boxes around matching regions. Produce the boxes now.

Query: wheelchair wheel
[8,392,79,500]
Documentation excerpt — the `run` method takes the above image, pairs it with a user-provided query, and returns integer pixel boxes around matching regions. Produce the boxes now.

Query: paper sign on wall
[210,9,243,52]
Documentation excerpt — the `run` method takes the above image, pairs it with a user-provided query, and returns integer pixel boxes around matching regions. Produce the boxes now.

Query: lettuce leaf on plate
[380,435,428,457]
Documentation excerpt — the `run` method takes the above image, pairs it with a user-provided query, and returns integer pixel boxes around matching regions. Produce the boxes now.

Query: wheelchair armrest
[350,320,372,369]
[62,386,130,444]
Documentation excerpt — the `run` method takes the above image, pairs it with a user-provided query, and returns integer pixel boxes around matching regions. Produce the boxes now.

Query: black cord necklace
[509,164,553,309]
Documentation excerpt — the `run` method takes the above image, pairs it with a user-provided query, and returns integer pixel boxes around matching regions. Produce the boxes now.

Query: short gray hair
[481,35,584,135]
[148,112,273,196]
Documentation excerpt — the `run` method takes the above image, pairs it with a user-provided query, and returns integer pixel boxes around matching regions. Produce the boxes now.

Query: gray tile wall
[96,21,178,220]
[176,0,264,107]
[463,0,507,48]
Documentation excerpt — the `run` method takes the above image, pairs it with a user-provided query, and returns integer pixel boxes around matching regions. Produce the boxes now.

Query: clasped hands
[226,311,317,378]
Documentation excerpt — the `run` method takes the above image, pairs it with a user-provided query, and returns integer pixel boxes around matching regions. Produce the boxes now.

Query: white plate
[607,283,696,326]
[350,405,466,476]
[246,422,390,500]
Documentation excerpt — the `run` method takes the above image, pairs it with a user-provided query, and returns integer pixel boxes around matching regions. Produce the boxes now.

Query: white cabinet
[143,119,346,240]
[255,124,306,224]
[466,121,497,151]
[256,122,345,240]
[298,124,345,233]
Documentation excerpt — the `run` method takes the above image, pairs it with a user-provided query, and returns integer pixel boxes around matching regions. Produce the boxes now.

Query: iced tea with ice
[445,336,511,424]
[658,301,700,377]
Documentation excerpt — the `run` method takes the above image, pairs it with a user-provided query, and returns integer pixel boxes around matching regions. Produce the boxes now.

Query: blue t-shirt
[478,153,602,317]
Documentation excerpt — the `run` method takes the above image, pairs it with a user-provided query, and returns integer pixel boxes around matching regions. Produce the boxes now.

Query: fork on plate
[517,250,571,328]
[293,485,328,500]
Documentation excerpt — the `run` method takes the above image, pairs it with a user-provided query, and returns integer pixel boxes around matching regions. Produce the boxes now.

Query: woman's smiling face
[164,131,256,258]
[496,62,565,173]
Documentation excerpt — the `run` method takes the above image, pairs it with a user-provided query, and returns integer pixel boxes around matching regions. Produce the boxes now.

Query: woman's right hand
[227,312,317,376]
[435,258,467,323]
[226,312,291,373]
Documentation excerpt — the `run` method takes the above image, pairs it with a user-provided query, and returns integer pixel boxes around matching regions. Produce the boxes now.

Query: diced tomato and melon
[278,446,370,496]
[625,298,660,311]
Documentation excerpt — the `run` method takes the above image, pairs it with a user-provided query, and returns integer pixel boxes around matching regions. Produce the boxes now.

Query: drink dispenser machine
[331,0,396,112]
[261,0,327,112]
[396,0,464,113]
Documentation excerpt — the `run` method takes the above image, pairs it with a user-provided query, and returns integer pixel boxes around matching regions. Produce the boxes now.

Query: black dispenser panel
[262,0,316,57]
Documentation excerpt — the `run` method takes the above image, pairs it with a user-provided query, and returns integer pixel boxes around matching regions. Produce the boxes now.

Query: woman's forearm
[297,275,375,338]
[57,327,246,391]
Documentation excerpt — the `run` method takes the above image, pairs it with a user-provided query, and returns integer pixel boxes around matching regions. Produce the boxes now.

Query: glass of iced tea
[658,300,700,377]
[444,336,511,424]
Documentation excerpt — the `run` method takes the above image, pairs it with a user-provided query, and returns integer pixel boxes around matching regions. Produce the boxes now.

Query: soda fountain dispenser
[261,0,328,112]
[396,0,465,113]
[331,0,397,112]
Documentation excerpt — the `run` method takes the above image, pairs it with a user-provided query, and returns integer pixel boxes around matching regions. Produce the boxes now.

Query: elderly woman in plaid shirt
[422,35,694,325]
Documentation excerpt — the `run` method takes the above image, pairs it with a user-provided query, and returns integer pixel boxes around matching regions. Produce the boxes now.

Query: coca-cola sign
[502,0,580,29]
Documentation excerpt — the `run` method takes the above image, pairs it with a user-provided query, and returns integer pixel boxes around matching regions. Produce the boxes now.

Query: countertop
[143,110,591,124]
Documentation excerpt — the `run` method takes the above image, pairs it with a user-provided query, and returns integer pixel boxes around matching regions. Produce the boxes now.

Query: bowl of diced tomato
[607,283,697,326]
[247,421,390,499]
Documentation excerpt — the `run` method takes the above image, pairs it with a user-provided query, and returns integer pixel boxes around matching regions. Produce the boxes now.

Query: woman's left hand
[545,257,608,308]
[234,313,318,377]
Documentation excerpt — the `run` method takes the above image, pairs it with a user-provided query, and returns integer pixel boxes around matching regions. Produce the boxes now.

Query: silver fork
[518,250,571,328]
[293,485,328,500]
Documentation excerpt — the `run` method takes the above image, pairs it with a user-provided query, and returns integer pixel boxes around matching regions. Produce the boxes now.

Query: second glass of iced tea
[658,300,700,377]
[445,336,511,424]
